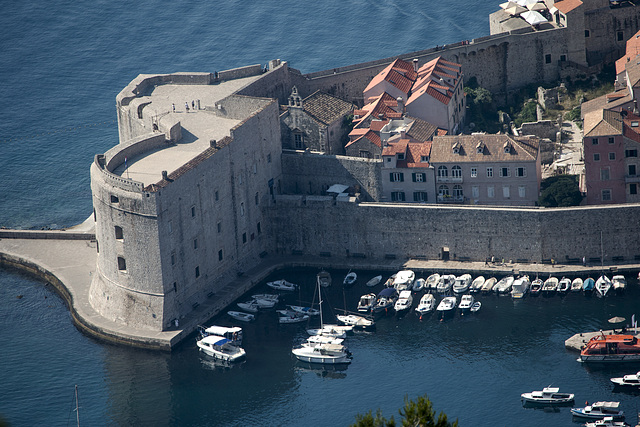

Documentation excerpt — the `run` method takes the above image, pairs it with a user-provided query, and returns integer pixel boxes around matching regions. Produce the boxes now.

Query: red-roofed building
[363,58,417,103]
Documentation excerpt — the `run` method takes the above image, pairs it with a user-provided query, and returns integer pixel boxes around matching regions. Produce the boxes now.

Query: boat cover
[378,287,397,297]
[202,336,230,346]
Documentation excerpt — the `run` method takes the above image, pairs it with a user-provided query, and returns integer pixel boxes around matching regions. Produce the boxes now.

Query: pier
[1,226,639,351]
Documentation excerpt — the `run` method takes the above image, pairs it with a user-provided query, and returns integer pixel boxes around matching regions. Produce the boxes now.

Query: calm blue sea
[7,2,636,427]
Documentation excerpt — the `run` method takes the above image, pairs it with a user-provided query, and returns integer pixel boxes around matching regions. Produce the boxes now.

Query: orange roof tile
[616,30,640,75]
[554,0,583,14]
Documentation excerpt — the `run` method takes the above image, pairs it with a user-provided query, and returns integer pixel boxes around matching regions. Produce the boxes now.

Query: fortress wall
[584,5,640,65]
[235,62,296,105]
[212,95,274,120]
[267,198,640,264]
[217,64,263,80]
[280,151,382,201]
[105,133,168,171]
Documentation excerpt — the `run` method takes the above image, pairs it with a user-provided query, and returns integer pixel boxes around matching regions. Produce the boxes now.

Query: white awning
[326,184,349,194]
[521,10,547,25]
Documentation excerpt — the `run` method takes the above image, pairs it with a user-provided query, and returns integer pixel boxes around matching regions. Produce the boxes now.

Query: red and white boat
[578,333,640,363]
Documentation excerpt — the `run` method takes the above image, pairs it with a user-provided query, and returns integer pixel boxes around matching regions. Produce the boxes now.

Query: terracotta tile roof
[348,127,368,140]
[430,134,539,164]
[626,60,640,88]
[554,0,583,14]
[346,130,381,149]
[363,58,416,96]
[581,92,633,117]
[404,115,440,142]
[382,139,408,156]
[623,112,640,144]
[616,30,640,75]
[406,142,432,168]
[354,92,400,126]
[407,57,460,106]
[583,109,623,137]
[370,119,389,132]
[302,91,354,125]
[436,128,448,136]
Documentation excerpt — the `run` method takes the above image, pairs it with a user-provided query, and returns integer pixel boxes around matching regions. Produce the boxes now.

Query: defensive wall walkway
[1,227,639,351]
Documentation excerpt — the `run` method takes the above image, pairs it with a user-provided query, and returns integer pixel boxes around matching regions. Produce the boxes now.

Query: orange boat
[578,333,640,363]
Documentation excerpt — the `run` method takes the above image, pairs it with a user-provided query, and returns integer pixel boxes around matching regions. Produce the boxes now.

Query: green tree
[351,395,458,427]
[538,175,583,207]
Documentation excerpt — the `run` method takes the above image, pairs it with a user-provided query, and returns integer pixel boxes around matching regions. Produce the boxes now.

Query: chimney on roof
[162,170,168,180]
[413,58,419,72]
[378,113,384,120]
[397,97,405,115]
[210,139,217,148]
[635,100,639,115]
[400,129,406,139]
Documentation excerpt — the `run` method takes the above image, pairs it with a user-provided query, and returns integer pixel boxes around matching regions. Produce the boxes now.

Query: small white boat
[412,278,426,292]
[357,293,377,313]
[307,324,351,338]
[610,371,640,387]
[595,275,612,297]
[436,296,457,319]
[415,294,436,315]
[425,273,440,291]
[458,294,474,314]
[436,274,455,293]
[469,276,485,293]
[366,275,382,287]
[277,310,309,324]
[571,278,583,292]
[494,275,514,294]
[199,325,243,346]
[252,293,279,303]
[452,274,472,294]
[511,275,530,299]
[612,275,627,293]
[336,314,374,329]
[521,386,574,404]
[237,301,260,313]
[383,274,396,288]
[542,276,558,294]
[394,290,413,312]
[317,270,332,288]
[197,335,246,362]
[228,311,255,322]
[470,301,481,313]
[292,342,351,364]
[585,417,630,427]
[558,277,571,293]
[481,277,497,293]
[530,278,543,296]
[287,305,320,316]
[267,279,297,291]
[305,335,344,345]
[343,272,357,286]
[393,270,415,291]
[571,401,624,420]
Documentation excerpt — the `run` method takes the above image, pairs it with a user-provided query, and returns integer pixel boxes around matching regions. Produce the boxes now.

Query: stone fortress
[90,0,640,333]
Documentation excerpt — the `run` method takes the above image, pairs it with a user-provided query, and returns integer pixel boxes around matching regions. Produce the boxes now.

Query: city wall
[267,198,640,265]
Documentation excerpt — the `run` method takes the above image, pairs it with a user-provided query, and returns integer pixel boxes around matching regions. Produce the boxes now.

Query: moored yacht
[436,296,457,319]
[612,275,626,294]
[510,275,530,299]
[393,270,415,291]
[357,293,377,313]
[394,290,413,313]
[529,278,543,296]
[521,386,574,404]
[571,277,583,292]
[436,274,455,294]
[197,335,246,362]
[570,401,624,420]
[481,277,497,293]
[469,276,485,293]
[542,276,558,295]
[425,273,440,292]
[452,274,472,294]
[578,333,640,363]
[415,294,436,317]
[595,275,612,297]
[494,275,514,294]
[458,294,474,314]
[610,371,640,387]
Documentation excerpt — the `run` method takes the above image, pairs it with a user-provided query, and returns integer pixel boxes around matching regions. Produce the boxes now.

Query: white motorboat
[251,294,278,308]
[343,271,357,286]
[612,275,627,293]
[292,342,351,364]
[529,278,543,296]
[521,386,574,404]
[542,276,558,294]
[494,275,514,294]
[317,270,332,288]
[469,276,485,293]
[436,274,455,293]
[610,371,640,387]
[237,301,260,313]
[305,335,344,345]
[510,275,530,299]
[452,274,472,294]
[277,310,309,324]
[197,335,246,362]
[336,314,374,329]
[412,277,426,292]
[571,401,624,420]
[415,294,436,316]
[595,275,612,297]
[436,296,457,319]
[470,301,481,313]
[394,290,413,312]
[199,325,243,346]
[267,279,297,291]
[393,270,415,291]
[372,287,397,314]
[357,293,377,313]
[558,277,571,293]
[571,278,583,292]
[481,277,497,293]
[366,275,382,287]
[458,294,474,314]
[306,324,349,339]
[287,305,320,316]
[425,273,440,291]
[228,311,255,322]
[585,417,630,427]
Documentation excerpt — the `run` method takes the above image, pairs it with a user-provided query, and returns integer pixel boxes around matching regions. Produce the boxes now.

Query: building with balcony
[429,134,541,206]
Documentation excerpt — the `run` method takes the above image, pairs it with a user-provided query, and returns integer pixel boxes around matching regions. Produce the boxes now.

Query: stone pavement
[1,229,639,351]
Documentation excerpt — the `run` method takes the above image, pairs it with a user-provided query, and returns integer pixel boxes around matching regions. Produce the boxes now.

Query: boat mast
[75,384,80,427]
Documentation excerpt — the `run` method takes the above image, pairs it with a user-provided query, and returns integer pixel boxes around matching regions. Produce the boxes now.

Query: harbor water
[2,1,638,426]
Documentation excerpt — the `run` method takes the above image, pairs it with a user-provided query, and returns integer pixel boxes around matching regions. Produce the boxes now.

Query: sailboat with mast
[292,280,352,364]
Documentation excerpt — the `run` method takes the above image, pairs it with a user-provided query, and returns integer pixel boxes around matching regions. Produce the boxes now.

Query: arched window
[451,166,462,178]
[437,166,448,177]
[453,185,463,198]
[438,185,450,196]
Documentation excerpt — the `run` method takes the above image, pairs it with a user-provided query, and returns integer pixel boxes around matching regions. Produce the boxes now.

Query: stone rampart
[267,198,640,264]
[281,150,382,201]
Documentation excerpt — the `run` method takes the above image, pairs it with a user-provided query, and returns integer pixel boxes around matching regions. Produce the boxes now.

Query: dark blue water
[5,1,637,426]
